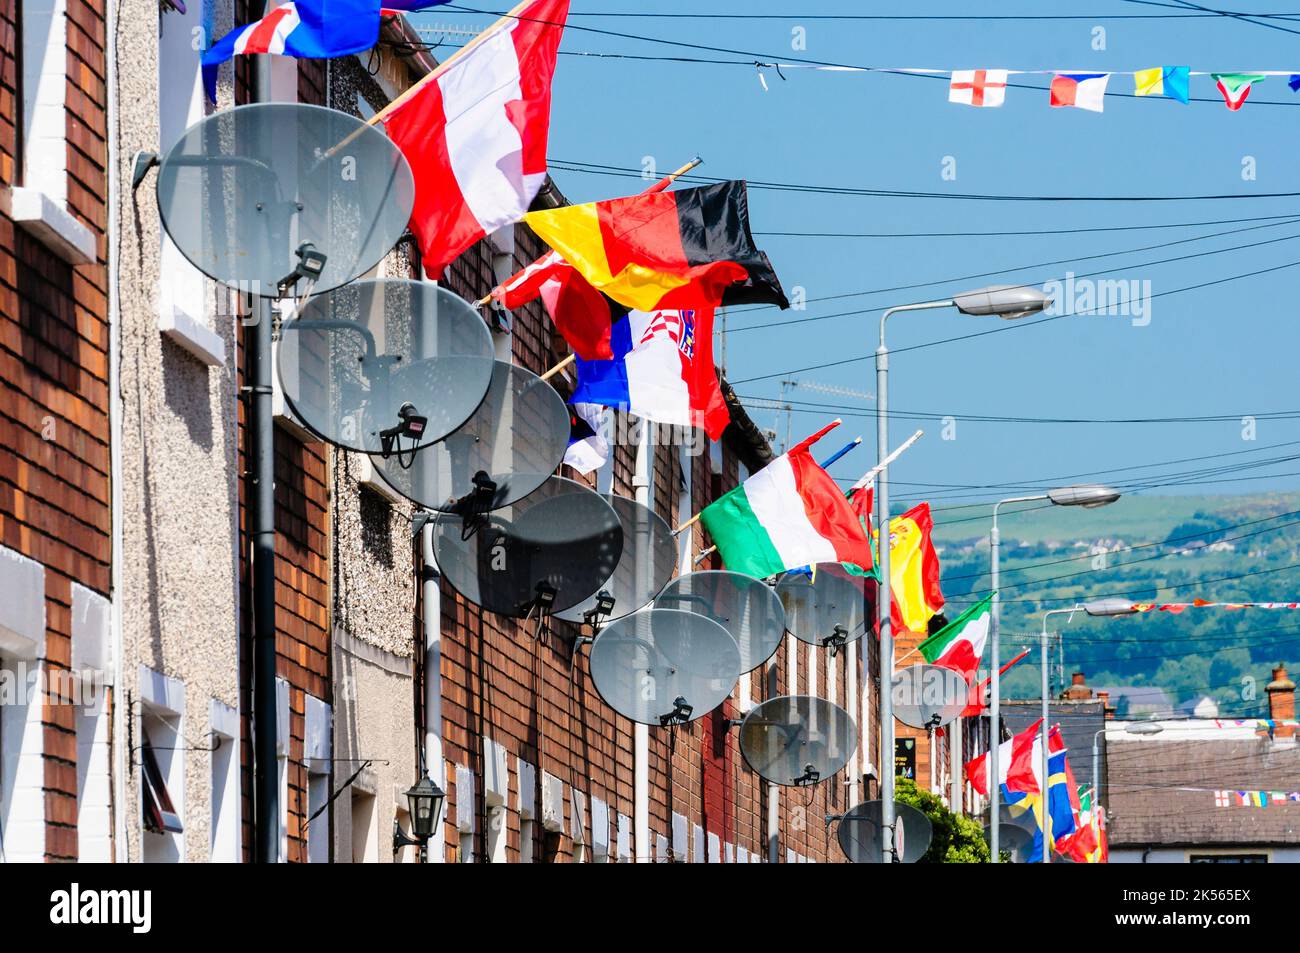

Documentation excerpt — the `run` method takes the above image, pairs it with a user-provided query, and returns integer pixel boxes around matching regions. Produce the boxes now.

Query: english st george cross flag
[201,0,450,101]
[949,70,1008,107]
[384,0,570,274]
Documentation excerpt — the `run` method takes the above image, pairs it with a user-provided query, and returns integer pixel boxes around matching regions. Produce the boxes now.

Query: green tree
[894,777,990,863]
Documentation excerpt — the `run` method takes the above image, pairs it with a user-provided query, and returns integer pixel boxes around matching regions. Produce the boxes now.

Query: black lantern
[406,776,445,841]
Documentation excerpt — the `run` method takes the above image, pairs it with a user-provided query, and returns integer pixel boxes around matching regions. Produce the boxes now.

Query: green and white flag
[917,593,992,683]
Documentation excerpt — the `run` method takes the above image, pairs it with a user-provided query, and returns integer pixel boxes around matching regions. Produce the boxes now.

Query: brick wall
[0,0,110,862]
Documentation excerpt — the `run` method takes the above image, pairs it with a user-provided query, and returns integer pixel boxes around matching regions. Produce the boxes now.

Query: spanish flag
[523,180,789,313]
[886,502,944,633]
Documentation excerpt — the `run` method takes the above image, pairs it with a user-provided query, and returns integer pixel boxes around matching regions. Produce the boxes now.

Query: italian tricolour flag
[699,421,873,579]
[917,593,992,684]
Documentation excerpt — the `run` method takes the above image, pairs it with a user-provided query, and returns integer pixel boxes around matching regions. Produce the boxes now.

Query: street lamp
[395,776,446,863]
[876,285,1049,863]
[987,483,1120,862]
[1037,599,1137,864]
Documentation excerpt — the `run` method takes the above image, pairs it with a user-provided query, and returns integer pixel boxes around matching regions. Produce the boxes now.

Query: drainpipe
[421,523,445,862]
[633,418,652,860]
[105,0,128,861]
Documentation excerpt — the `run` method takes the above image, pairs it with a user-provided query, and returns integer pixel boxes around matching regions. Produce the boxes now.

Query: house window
[351,790,378,863]
[209,700,239,863]
[1189,853,1268,863]
[138,668,186,864]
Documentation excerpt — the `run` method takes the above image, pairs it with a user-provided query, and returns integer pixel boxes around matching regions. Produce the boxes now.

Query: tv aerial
[776,563,873,655]
[653,571,786,674]
[891,663,969,730]
[737,695,857,787]
[554,496,677,631]
[588,608,741,727]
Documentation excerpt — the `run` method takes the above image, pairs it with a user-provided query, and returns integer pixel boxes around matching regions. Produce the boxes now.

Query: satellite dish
[277,279,495,454]
[369,361,569,513]
[776,563,872,651]
[837,800,933,863]
[555,496,676,626]
[432,476,623,617]
[654,571,785,673]
[588,608,741,727]
[891,663,969,729]
[155,102,414,295]
[983,821,1035,863]
[738,695,857,787]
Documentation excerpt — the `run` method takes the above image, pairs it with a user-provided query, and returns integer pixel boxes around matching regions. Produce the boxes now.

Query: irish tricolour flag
[917,593,992,684]
[699,421,873,579]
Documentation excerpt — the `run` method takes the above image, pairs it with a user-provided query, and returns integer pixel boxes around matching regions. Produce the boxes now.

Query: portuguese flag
[700,421,873,579]
[523,180,789,313]
[917,594,992,683]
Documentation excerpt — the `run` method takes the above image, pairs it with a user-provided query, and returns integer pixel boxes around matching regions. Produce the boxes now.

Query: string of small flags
[751,62,1300,112]
[1129,600,1300,612]
[1214,789,1300,808]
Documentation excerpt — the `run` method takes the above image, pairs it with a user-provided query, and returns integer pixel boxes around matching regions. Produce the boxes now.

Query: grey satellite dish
[555,496,676,626]
[654,571,785,673]
[155,102,414,295]
[891,663,969,729]
[277,279,495,454]
[432,476,622,617]
[588,608,741,727]
[370,361,568,514]
[738,695,857,787]
[837,800,933,863]
[776,563,872,652]
[983,822,1035,863]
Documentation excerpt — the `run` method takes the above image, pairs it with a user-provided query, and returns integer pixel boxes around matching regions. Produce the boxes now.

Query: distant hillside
[925,493,1300,717]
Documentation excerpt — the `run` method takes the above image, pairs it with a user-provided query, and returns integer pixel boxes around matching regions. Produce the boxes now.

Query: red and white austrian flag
[384,0,570,274]
[948,69,1008,107]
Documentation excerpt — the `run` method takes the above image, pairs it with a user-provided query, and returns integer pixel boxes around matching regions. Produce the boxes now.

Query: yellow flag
[1134,67,1164,97]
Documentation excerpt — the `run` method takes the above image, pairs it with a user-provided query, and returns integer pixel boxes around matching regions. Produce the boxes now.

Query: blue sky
[426,2,1300,510]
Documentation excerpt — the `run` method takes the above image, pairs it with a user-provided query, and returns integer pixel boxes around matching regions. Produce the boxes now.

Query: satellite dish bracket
[792,763,821,787]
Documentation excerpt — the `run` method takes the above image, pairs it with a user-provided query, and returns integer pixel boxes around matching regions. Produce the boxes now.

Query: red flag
[961,647,1031,717]
[965,718,1041,798]
[384,0,569,274]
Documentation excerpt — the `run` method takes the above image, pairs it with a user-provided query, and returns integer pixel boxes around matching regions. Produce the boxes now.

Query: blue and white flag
[563,403,609,475]
[201,0,449,100]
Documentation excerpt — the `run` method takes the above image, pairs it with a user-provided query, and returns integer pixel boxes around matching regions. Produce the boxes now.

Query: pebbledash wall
[1,0,114,862]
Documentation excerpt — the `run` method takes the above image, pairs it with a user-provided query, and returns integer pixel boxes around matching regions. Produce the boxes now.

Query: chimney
[1061,670,1094,702]
[1266,664,1296,739]
[1096,690,1115,720]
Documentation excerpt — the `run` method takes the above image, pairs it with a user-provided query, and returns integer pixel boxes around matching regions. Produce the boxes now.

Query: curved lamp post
[987,482,1120,861]
[876,285,1049,863]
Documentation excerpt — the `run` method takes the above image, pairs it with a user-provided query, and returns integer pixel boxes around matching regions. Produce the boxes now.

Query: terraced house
[0,0,880,862]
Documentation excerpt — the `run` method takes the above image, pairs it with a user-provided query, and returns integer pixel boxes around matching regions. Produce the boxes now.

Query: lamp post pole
[874,285,1050,864]
[876,299,952,863]
[1039,607,1079,865]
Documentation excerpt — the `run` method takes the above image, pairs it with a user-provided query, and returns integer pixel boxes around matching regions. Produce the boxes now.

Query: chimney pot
[1266,663,1296,738]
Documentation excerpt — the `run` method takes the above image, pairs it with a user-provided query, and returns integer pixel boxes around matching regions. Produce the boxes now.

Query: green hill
[927,493,1300,718]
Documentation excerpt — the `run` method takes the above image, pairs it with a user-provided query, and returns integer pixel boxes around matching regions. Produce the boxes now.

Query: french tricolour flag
[1049,72,1110,112]
[572,306,729,440]
[201,0,449,101]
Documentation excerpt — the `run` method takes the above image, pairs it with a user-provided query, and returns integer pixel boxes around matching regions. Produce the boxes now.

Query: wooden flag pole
[324,0,538,158]
[673,419,842,537]
[538,352,575,382]
[691,427,923,564]
[475,156,704,308]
